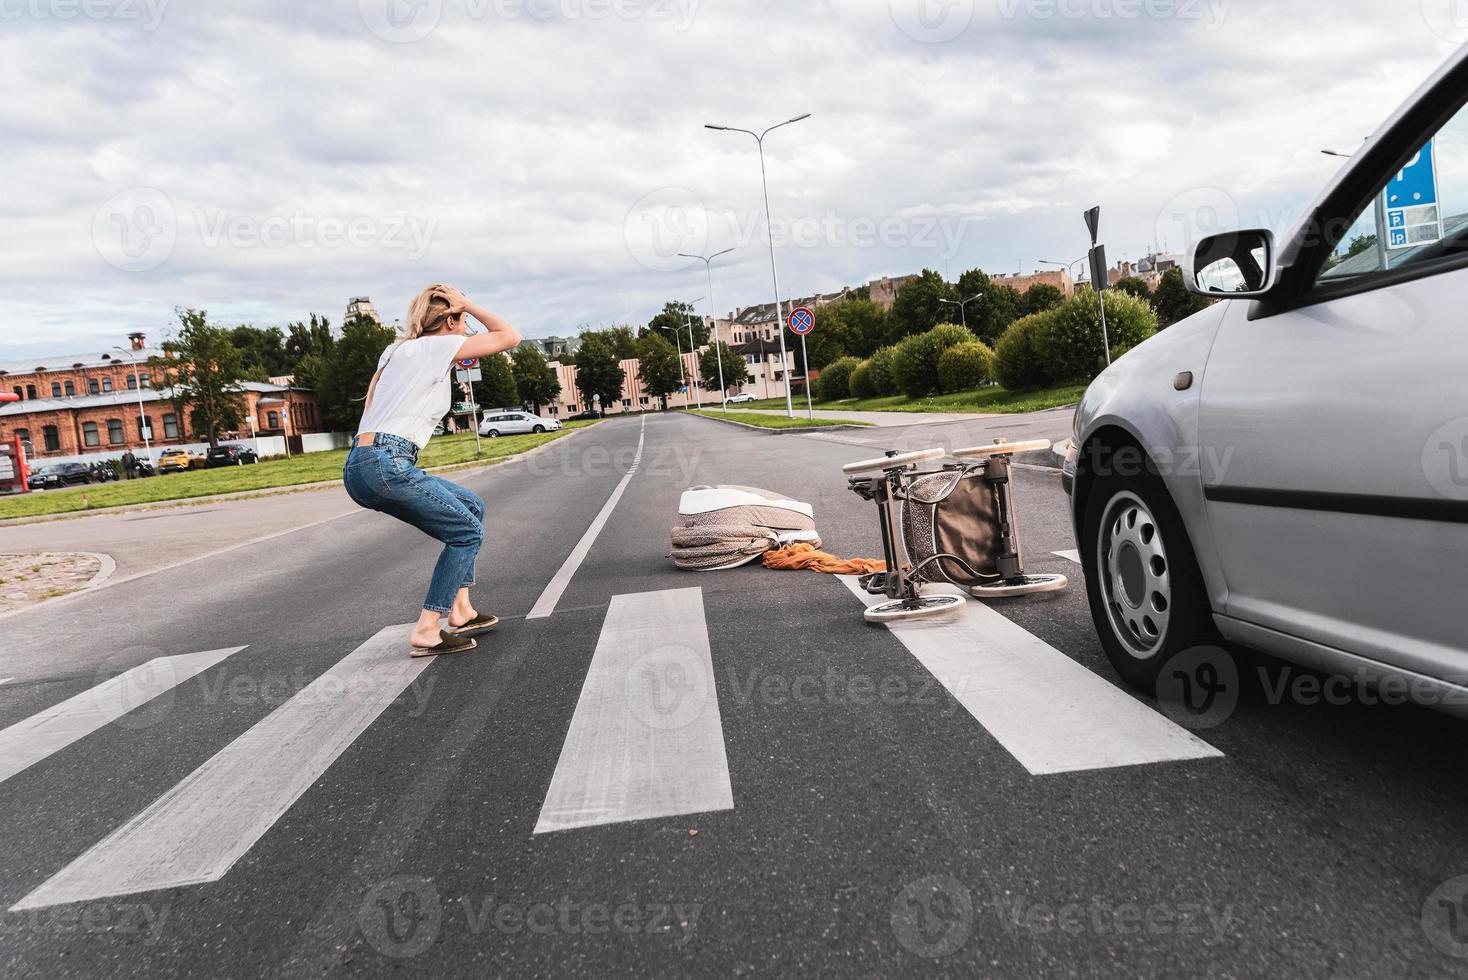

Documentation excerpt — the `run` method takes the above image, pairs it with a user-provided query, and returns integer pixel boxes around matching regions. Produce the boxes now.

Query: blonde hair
[362,284,463,409]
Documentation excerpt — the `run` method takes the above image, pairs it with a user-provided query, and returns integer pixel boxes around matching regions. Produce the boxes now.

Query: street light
[678,247,736,412]
[112,345,152,466]
[939,292,983,332]
[682,296,705,410]
[705,112,811,418]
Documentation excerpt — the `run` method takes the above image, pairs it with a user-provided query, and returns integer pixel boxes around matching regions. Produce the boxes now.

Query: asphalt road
[1,411,1466,978]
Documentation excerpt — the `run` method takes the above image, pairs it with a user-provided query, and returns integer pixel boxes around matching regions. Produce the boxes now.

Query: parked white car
[478,411,560,437]
[724,392,757,404]
[1066,45,1468,711]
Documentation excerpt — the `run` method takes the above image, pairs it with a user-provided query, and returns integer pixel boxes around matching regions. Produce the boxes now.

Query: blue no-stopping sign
[789,307,814,335]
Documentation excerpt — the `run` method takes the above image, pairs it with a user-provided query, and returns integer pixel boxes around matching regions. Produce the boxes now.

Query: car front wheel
[1081,461,1221,693]
[485,430,499,438]
[533,424,545,433]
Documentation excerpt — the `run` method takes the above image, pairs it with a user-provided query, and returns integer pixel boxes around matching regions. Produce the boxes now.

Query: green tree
[807,304,860,370]
[994,313,1054,391]
[472,354,520,412]
[229,325,290,381]
[892,323,976,398]
[973,284,1022,346]
[867,345,899,397]
[312,315,398,431]
[1152,267,1211,327]
[149,308,249,449]
[637,331,682,408]
[1030,290,1158,383]
[646,301,708,348]
[699,341,750,395]
[574,331,626,414]
[840,298,892,358]
[1113,276,1152,302]
[888,269,956,340]
[816,356,861,401]
[285,314,334,368]
[938,341,996,392]
[1021,284,1065,316]
[848,360,876,399]
[510,346,561,415]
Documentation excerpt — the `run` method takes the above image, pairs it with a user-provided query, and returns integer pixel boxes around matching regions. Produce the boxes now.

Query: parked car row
[478,411,561,437]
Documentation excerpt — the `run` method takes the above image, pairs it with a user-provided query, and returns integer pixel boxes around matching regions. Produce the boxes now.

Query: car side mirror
[1186,229,1276,298]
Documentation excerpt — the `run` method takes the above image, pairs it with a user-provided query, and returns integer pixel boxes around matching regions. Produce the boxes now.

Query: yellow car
[156,448,197,474]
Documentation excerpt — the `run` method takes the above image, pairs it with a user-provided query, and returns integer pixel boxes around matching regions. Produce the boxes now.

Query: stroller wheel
[970,574,1068,599]
[863,594,965,623]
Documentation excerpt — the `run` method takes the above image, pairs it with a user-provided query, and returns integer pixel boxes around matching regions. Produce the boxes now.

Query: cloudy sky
[1,0,1464,360]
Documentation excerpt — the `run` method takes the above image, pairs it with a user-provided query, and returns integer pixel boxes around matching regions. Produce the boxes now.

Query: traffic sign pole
[788,306,816,419]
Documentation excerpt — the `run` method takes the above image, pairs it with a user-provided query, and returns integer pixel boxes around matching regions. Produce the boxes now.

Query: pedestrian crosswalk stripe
[12,627,428,910]
[0,648,246,787]
[534,587,733,833]
[839,579,1221,775]
[527,415,645,621]
[1052,549,1081,563]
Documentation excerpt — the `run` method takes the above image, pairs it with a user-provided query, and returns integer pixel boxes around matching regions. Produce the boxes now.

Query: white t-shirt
[356,334,467,449]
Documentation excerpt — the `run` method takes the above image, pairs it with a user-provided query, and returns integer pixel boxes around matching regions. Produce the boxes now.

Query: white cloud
[0,0,1463,357]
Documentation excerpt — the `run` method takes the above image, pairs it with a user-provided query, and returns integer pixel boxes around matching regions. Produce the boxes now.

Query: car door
[1196,94,1468,682]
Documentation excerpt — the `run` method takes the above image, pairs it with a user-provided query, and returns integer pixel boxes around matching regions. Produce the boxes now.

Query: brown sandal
[446,612,499,637]
[410,630,478,658]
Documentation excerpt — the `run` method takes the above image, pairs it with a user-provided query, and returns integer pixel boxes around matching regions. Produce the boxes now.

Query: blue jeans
[343,433,484,614]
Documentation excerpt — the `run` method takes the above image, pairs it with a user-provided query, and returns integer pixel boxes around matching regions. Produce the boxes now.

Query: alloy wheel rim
[1096,490,1171,659]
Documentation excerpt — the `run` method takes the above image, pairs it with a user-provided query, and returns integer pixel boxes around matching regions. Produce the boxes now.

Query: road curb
[687,412,871,436]
[0,424,597,527]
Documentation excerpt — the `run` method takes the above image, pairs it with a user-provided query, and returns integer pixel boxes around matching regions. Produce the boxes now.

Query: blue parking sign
[1384,139,1443,250]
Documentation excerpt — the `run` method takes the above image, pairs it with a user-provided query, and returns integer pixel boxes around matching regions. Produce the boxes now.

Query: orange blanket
[762,543,885,575]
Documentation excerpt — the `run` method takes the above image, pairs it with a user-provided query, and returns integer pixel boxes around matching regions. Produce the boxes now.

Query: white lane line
[0,678,13,687]
[840,579,1220,775]
[0,648,245,787]
[534,587,732,833]
[13,626,428,910]
[1052,549,1081,564]
[527,416,646,621]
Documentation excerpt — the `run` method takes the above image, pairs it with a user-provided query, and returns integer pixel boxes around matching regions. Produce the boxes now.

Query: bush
[994,312,1056,390]
[848,360,875,400]
[1034,289,1158,383]
[892,323,976,398]
[867,346,899,396]
[816,356,862,402]
[937,341,996,392]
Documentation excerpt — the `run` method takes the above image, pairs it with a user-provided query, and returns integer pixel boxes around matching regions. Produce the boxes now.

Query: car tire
[1081,459,1221,694]
[486,430,499,438]
[533,425,545,433]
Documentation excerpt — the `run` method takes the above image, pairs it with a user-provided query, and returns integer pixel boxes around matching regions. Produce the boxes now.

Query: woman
[343,285,522,656]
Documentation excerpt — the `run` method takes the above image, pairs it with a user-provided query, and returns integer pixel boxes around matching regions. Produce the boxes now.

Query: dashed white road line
[13,626,427,910]
[840,579,1220,775]
[0,648,246,787]
[1052,549,1081,563]
[534,586,732,833]
[527,416,646,621]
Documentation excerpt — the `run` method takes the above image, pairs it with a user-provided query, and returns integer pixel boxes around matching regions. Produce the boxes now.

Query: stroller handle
[952,439,1052,459]
[841,447,945,475]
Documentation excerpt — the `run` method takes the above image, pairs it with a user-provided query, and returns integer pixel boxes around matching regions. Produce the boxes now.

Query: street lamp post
[939,292,983,332]
[705,113,811,419]
[1040,256,1088,284]
[678,247,736,412]
[682,297,705,410]
[672,330,689,410]
[112,346,152,466]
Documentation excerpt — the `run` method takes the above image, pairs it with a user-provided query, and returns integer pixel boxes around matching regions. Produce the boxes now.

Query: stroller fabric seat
[672,486,820,571]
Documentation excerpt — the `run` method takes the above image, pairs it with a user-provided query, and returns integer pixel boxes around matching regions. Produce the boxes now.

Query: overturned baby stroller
[845,439,1067,623]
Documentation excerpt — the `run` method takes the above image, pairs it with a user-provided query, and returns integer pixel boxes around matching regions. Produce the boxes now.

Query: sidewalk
[724,407,989,427]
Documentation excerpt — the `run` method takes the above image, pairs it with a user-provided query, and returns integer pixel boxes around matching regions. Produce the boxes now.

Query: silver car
[478,411,560,437]
[1066,45,1468,710]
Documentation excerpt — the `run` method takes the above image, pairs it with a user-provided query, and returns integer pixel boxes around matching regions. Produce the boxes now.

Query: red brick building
[0,333,323,461]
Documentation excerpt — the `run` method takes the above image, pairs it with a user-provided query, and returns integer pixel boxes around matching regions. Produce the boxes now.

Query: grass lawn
[0,421,598,521]
[691,410,873,430]
[734,383,1088,415]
